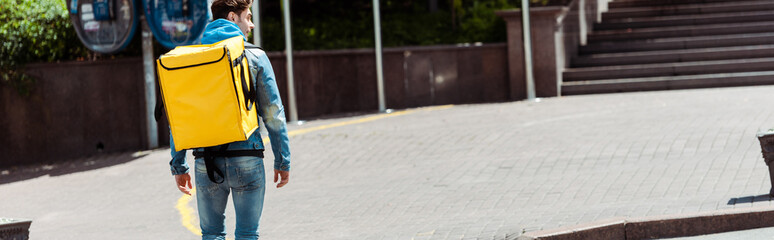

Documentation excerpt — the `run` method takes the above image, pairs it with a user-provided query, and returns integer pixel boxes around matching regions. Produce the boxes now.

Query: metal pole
[282,0,298,122]
[141,16,158,149]
[579,0,587,46]
[521,0,536,101]
[372,0,386,112]
[252,0,261,46]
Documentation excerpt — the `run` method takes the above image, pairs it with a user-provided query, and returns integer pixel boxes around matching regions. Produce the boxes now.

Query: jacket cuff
[171,164,190,175]
[274,163,290,171]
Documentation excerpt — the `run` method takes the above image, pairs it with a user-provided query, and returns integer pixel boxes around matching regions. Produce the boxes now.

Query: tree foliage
[257,0,524,51]
[0,0,572,85]
[0,0,89,95]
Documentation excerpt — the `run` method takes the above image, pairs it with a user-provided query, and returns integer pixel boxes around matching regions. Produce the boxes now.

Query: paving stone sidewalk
[3,85,774,239]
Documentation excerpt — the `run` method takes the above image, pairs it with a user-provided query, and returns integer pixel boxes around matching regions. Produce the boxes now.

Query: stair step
[564,57,774,81]
[562,71,774,95]
[565,0,774,95]
[595,10,774,31]
[589,21,774,42]
[573,45,774,68]
[602,0,774,21]
[580,32,774,54]
[608,0,736,9]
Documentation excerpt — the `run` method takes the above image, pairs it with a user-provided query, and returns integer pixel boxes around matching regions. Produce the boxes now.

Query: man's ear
[227,12,237,22]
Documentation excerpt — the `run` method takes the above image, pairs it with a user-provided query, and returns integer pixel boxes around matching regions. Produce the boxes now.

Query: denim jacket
[169,19,291,175]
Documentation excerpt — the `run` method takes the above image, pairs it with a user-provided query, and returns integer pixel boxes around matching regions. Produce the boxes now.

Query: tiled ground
[3,85,774,239]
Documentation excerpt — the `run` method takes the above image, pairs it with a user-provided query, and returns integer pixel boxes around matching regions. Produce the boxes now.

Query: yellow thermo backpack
[156,36,259,152]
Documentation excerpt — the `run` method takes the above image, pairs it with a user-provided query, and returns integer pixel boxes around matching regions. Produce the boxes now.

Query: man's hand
[174,173,193,195]
[274,170,289,188]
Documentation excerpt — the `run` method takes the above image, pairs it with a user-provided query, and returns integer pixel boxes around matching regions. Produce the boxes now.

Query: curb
[0,218,32,240]
[518,206,774,240]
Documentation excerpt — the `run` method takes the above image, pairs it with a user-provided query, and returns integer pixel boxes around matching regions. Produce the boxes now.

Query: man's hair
[211,0,252,20]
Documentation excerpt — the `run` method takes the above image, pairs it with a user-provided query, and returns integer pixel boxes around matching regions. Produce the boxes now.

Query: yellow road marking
[258,105,453,145]
[177,105,454,237]
[287,105,453,137]
[175,188,200,236]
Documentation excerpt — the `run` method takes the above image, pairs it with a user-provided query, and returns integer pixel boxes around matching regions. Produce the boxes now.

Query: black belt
[193,145,264,184]
[193,150,264,158]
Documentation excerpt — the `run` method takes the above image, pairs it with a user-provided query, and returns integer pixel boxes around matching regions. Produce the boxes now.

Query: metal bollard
[756,131,774,197]
[0,218,31,240]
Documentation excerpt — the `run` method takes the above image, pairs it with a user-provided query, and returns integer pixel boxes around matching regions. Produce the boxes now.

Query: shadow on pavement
[0,151,144,185]
[727,194,773,205]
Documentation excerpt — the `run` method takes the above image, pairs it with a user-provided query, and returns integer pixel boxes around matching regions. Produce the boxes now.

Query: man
[169,0,291,239]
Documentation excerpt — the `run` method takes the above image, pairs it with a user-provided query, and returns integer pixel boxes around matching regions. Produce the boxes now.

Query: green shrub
[258,0,524,51]
[0,0,566,92]
[0,0,88,95]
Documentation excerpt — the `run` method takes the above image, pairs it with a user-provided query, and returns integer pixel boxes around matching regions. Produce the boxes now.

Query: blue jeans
[195,156,266,240]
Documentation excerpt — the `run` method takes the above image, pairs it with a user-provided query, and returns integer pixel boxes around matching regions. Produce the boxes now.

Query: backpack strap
[154,97,164,122]
[244,42,263,50]
[202,144,229,184]
[154,69,165,122]
[233,53,255,111]
[242,43,263,108]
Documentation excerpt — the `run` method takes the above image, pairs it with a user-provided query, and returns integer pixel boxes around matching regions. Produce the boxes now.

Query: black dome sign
[142,0,209,49]
[68,0,139,54]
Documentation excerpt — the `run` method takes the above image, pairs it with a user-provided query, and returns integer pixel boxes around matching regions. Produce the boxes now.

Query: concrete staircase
[562,0,774,95]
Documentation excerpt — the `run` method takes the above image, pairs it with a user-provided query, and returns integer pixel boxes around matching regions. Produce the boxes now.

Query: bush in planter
[0,0,89,96]
[258,0,524,51]
[533,0,574,6]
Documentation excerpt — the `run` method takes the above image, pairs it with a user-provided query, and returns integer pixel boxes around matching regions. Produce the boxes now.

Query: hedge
[0,0,88,95]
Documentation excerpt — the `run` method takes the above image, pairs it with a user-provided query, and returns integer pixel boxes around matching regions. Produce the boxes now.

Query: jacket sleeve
[253,51,291,171]
[169,131,189,175]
